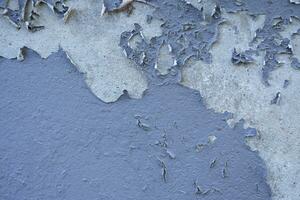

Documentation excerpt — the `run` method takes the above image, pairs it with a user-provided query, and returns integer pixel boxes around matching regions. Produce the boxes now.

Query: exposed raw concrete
[0,0,162,102]
[156,43,174,75]
[182,11,300,200]
[0,50,271,200]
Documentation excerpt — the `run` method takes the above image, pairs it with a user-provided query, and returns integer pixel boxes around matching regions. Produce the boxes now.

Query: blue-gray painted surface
[0,50,271,199]
[118,0,300,86]
[2,0,300,85]
[0,0,68,30]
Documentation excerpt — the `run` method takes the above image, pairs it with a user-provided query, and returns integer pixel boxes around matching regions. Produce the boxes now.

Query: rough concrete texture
[181,9,300,200]
[0,50,271,200]
[0,0,163,102]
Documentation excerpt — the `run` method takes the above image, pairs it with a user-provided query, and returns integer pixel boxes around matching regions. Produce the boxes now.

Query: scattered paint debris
[166,149,176,159]
[271,92,281,105]
[231,48,254,65]
[137,118,151,131]
[283,79,290,88]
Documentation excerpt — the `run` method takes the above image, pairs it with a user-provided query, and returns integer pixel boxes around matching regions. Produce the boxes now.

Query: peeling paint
[2,1,300,199]
[181,9,300,200]
[0,49,271,200]
[0,0,161,102]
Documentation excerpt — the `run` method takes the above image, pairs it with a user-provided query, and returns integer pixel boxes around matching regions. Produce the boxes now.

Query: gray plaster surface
[0,50,271,200]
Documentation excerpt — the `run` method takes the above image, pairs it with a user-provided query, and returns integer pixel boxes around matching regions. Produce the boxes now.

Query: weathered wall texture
[0,50,271,200]
[0,0,163,102]
[182,1,300,200]
[181,7,300,200]
[1,0,300,199]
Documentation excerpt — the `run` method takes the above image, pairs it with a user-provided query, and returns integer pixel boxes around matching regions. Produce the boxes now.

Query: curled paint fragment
[35,0,69,17]
[208,135,217,144]
[212,4,221,19]
[193,180,210,195]
[290,0,300,5]
[63,6,74,23]
[17,47,25,61]
[210,158,217,168]
[25,20,44,32]
[231,48,254,65]
[136,118,151,131]
[271,92,281,105]
[166,149,176,159]
[157,158,167,183]
[1,7,21,28]
[283,79,290,88]
[102,0,133,14]
[0,0,70,31]
[101,0,152,16]
[291,57,300,70]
